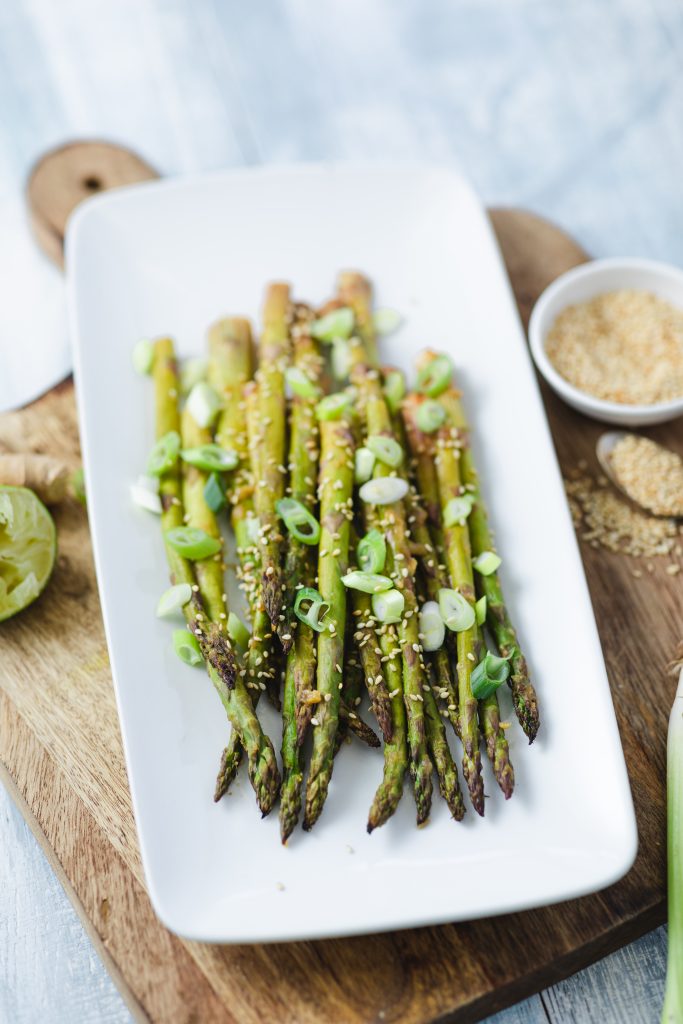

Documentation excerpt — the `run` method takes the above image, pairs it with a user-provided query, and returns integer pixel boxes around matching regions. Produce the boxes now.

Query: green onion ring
[473,550,502,576]
[172,629,204,667]
[286,366,321,399]
[438,587,475,632]
[341,570,393,594]
[165,526,222,560]
[366,434,403,468]
[310,307,354,342]
[371,589,405,624]
[276,497,321,546]
[415,399,446,434]
[357,528,386,573]
[417,354,454,398]
[147,430,181,476]
[294,587,330,632]
[315,392,352,422]
[181,444,239,472]
[444,493,476,526]
[471,651,511,699]
[383,369,406,413]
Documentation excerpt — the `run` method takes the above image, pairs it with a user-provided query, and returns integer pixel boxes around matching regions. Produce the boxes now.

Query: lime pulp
[0,486,56,622]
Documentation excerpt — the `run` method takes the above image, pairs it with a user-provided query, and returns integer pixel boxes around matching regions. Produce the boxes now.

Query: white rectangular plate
[66,164,637,943]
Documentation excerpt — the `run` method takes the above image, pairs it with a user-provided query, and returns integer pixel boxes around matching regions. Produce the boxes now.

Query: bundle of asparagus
[138,272,539,840]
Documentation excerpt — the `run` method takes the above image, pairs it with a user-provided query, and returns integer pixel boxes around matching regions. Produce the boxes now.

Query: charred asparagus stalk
[209,320,279,800]
[350,589,393,742]
[153,338,280,814]
[403,391,485,815]
[436,369,539,742]
[280,309,323,842]
[479,680,515,799]
[404,487,460,737]
[335,646,382,754]
[254,283,291,641]
[338,270,432,825]
[423,677,465,820]
[367,624,408,831]
[302,413,355,830]
[180,408,225,621]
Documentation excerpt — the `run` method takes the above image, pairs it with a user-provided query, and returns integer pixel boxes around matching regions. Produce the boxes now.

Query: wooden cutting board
[1,144,679,1024]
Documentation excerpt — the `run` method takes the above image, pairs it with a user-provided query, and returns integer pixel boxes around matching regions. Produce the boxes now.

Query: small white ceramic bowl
[528,257,683,426]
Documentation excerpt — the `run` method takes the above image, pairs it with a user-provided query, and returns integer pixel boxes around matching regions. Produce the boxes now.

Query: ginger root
[0,454,69,504]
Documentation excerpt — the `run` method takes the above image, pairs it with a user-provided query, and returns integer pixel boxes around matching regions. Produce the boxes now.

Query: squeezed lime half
[0,486,56,622]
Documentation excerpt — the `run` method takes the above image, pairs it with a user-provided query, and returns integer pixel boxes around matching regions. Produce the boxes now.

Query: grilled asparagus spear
[153,338,280,814]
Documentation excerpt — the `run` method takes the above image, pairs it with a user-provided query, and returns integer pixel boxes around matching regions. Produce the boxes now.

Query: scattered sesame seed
[566,472,678,558]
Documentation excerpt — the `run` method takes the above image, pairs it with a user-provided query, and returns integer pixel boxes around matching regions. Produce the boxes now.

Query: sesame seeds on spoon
[596,431,683,519]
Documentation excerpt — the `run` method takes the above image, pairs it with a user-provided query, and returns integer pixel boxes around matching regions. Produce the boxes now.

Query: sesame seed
[546,290,683,405]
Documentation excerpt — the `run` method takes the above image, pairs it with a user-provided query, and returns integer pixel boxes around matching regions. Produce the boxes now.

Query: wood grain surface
[0,205,678,1024]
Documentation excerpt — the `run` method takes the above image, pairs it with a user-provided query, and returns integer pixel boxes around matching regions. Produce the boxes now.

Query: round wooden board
[26,141,158,268]
[1,145,675,1024]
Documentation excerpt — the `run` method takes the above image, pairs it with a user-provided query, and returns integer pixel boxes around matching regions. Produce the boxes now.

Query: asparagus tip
[213,744,241,802]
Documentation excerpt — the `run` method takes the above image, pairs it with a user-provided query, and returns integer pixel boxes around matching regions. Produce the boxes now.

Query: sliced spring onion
[186,382,222,428]
[473,550,502,576]
[366,434,403,468]
[147,431,181,476]
[475,595,487,626]
[180,357,208,395]
[165,526,222,560]
[358,476,409,506]
[341,571,393,594]
[130,474,161,514]
[180,444,238,472]
[203,472,226,513]
[372,589,405,624]
[417,354,454,398]
[444,493,476,526]
[285,365,321,399]
[415,399,446,434]
[244,515,261,546]
[310,307,354,342]
[227,611,251,650]
[373,308,402,336]
[315,392,352,421]
[331,339,353,381]
[438,588,475,632]
[383,369,406,414]
[276,497,321,545]
[157,583,193,618]
[471,650,511,700]
[173,629,204,667]
[294,587,330,632]
[357,529,386,573]
[354,446,376,484]
[419,600,445,651]
[132,338,154,375]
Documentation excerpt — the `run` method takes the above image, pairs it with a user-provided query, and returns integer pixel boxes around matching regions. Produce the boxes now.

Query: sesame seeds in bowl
[528,258,683,426]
